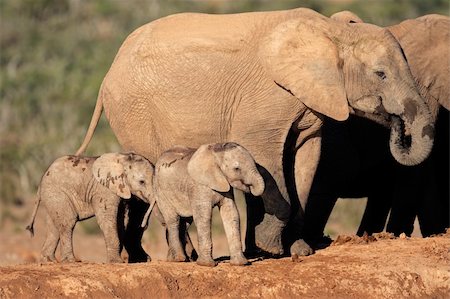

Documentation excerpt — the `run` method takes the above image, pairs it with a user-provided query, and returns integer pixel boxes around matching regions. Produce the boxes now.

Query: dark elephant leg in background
[300,193,337,248]
[300,117,361,248]
[244,193,265,255]
[357,161,395,236]
[432,107,450,234]
[245,164,291,256]
[179,217,198,261]
[416,161,442,236]
[416,108,449,236]
[122,196,151,263]
[357,189,393,236]
[386,165,420,236]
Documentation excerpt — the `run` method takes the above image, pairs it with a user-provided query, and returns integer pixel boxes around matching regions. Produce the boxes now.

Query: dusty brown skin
[26,153,154,263]
[154,143,264,267]
[75,8,434,256]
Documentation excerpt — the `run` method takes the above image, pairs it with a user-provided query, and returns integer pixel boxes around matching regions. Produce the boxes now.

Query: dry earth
[1,232,449,299]
[1,200,448,298]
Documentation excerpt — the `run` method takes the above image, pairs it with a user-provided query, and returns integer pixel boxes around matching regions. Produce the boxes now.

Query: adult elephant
[303,12,449,246]
[75,8,434,257]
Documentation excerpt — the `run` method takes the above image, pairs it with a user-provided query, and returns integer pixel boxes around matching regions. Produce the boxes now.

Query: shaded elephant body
[303,13,449,243]
[154,143,264,266]
[77,8,434,256]
[26,153,154,263]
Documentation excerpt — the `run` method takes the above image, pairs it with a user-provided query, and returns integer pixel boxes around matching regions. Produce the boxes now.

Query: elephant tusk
[141,199,156,228]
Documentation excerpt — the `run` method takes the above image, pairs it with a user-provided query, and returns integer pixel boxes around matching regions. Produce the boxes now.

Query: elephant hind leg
[55,202,78,262]
[180,217,197,261]
[96,200,123,263]
[219,197,248,266]
[41,215,60,262]
[59,220,77,262]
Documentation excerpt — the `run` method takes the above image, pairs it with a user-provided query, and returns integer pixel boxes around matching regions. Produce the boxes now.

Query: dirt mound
[331,231,397,245]
[1,235,449,299]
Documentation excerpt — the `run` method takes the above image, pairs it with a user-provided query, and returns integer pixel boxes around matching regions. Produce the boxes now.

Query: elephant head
[92,153,155,203]
[388,15,450,118]
[187,142,265,196]
[259,14,434,166]
[332,12,450,118]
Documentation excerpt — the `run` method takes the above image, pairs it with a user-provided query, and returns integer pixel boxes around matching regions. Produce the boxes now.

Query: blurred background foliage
[0,0,448,232]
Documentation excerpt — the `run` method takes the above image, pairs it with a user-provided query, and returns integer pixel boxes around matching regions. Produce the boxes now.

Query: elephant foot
[167,249,187,262]
[60,255,78,263]
[196,257,217,267]
[290,239,313,260]
[230,254,250,266]
[40,255,57,263]
[167,255,187,262]
[255,213,285,255]
[128,250,151,263]
[305,235,333,251]
[107,255,124,263]
[186,247,198,262]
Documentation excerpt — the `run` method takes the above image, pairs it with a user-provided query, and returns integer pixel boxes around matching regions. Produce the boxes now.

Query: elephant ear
[92,153,131,199]
[259,19,349,121]
[187,144,230,193]
[389,16,450,111]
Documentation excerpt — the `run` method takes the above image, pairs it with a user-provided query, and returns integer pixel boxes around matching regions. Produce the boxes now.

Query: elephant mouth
[392,115,412,149]
[353,107,391,128]
[230,180,251,193]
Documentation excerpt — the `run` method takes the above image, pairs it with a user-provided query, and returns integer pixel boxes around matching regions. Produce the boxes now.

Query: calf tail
[25,187,41,237]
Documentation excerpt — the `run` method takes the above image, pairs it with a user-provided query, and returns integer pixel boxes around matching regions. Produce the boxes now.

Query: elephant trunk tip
[249,174,265,197]
[389,115,434,166]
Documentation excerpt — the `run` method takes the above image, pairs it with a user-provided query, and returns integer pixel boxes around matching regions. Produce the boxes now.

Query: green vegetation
[1,0,448,232]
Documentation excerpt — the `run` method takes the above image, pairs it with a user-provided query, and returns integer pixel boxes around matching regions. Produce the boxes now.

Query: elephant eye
[375,71,386,80]
[139,180,145,186]
[233,166,241,172]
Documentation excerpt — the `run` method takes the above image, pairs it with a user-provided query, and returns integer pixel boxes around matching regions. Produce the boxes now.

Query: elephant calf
[26,153,154,263]
[152,142,265,267]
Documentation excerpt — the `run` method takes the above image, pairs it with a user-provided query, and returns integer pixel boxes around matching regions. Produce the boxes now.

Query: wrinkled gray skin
[153,143,264,267]
[26,153,154,263]
[76,8,434,257]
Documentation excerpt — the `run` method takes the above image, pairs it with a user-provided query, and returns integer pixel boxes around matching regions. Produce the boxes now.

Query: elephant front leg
[55,200,78,262]
[59,219,77,262]
[96,201,123,263]
[219,197,248,266]
[290,135,322,257]
[165,216,188,262]
[193,202,216,267]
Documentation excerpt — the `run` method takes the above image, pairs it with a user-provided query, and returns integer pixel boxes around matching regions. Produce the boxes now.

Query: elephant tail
[25,186,41,237]
[75,91,104,156]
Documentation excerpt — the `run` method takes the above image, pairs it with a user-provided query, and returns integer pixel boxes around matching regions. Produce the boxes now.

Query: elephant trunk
[389,101,434,166]
[249,168,265,196]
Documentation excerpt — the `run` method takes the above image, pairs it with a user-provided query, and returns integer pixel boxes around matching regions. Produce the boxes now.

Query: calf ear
[187,144,230,193]
[92,153,131,199]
